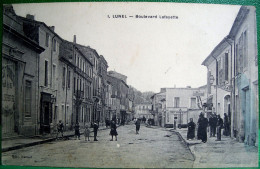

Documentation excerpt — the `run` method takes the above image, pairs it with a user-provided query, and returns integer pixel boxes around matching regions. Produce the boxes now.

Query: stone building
[164,86,206,128]
[18,12,63,134]
[98,55,108,125]
[229,6,258,146]
[150,92,166,126]
[107,74,129,124]
[134,103,153,119]
[202,6,258,146]
[2,5,44,137]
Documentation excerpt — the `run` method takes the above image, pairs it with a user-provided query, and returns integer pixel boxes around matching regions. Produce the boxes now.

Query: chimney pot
[26,14,34,20]
[73,35,76,43]
[49,26,55,32]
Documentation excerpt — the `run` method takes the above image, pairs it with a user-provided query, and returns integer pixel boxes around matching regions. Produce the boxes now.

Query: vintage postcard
[1,2,258,168]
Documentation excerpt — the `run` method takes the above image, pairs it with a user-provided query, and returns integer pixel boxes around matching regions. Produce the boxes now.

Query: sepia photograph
[1,1,259,168]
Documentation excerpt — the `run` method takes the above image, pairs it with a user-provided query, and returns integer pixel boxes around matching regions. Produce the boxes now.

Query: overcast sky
[13,2,240,93]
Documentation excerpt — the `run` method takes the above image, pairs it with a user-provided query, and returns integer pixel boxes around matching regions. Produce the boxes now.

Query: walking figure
[135,118,141,134]
[110,120,118,141]
[74,123,80,140]
[93,120,99,141]
[84,125,90,141]
[56,120,64,139]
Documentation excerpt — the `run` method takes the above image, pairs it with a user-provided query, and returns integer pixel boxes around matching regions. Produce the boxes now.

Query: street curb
[171,130,196,161]
[2,126,113,153]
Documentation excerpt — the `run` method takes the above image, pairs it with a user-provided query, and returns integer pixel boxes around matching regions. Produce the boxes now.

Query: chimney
[186,86,191,88]
[49,26,55,32]
[26,14,35,20]
[73,35,76,43]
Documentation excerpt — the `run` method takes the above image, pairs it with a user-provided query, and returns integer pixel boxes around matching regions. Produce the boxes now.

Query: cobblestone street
[2,124,194,168]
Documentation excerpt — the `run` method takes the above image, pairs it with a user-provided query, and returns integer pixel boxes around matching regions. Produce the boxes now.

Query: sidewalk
[2,125,111,153]
[174,128,258,168]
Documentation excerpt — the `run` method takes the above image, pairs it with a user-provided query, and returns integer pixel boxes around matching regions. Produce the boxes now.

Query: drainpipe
[225,37,234,137]
[211,55,218,115]
[51,34,56,129]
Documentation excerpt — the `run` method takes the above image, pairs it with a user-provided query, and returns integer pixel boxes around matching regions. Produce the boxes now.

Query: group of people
[187,112,230,143]
[56,120,117,141]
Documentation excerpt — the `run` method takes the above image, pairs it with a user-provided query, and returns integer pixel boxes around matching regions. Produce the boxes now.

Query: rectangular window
[53,39,57,51]
[225,53,229,81]
[243,31,248,69]
[44,60,48,86]
[62,67,66,88]
[73,77,76,94]
[80,79,82,91]
[174,97,180,108]
[75,54,77,65]
[45,33,49,47]
[77,57,79,67]
[216,61,219,85]
[52,64,56,88]
[67,70,71,89]
[77,78,79,91]
[25,80,32,117]
[190,98,196,108]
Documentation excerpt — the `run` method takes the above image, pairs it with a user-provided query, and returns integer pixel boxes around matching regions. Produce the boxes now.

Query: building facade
[2,5,44,137]
[134,103,153,119]
[150,92,166,126]
[202,6,258,146]
[164,87,206,128]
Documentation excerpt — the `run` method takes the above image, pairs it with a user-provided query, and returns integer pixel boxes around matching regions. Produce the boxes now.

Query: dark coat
[110,122,118,136]
[197,117,208,142]
[93,123,99,133]
[187,121,196,139]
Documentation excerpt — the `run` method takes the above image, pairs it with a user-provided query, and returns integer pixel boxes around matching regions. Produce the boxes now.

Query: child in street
[74,123,80,140]
[84,125,90,141]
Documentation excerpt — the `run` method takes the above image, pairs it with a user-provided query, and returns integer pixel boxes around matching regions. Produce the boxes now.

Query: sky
[13,2,240,93]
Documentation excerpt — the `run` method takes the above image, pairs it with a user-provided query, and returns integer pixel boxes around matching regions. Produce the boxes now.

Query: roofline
[201,36,230,66]
[18,16,63,41]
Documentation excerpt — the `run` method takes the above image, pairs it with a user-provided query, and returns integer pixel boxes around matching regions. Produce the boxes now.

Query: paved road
[2,124,194,168]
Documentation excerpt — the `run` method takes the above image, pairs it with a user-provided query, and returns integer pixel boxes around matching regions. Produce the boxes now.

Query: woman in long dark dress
[197,113,208,143]
[187,118,196,140]
[110,120,118,141]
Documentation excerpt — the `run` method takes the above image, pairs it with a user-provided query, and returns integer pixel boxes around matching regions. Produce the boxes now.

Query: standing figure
[135,119,141,134]
[56,120,64,139]
[110,120,118,141]
[197,113,208,143]
[93,121,99,141]
[84,125,90,141]
[187,118,196,140]
[74,123,80,140]
[223,113,230,136]
[209,114,217,137]
[216,115,223,141]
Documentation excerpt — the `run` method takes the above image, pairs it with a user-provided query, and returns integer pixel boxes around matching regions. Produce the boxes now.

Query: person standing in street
[135,118,141,134]
[187,118,196,140]
[110,120,118,141]
[197,113,208,143]
[209,113,217,137]
[93,120,99,141]
[223,113,230,136]
[74,123,80,140]
[84,125,90,141]
[216,115,224,141]
[56,120,64,139]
